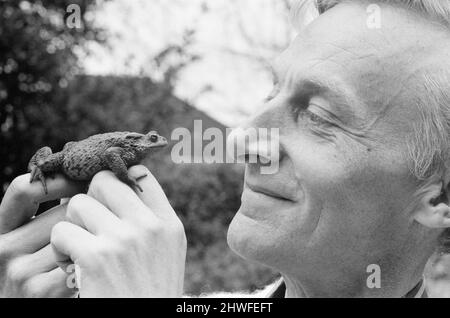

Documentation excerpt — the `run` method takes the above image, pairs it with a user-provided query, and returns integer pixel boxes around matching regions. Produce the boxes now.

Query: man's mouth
[245,182,293,202]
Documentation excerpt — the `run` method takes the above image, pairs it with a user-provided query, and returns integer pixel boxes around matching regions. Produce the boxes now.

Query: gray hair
[314,0,450,23]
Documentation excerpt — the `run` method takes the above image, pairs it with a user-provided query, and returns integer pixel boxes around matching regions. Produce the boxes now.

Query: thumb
[128,165,176,220]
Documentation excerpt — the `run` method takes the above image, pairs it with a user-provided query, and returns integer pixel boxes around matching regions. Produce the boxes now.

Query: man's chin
[227,196,315,269]
[227,210,280,265]
[227,214,255,263]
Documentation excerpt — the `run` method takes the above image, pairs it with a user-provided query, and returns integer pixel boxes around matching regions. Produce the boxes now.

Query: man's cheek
[288,134,358,182]
[323,156,412,246]
[290,148,381,229]
[343,152,413,214]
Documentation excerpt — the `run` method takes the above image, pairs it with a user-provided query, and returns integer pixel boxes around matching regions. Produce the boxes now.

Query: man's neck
[281,267,426,298]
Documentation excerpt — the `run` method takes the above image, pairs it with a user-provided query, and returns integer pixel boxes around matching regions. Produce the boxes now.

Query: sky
[82,0,298,127]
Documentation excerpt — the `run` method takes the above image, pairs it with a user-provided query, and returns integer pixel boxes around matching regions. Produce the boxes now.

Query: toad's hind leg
[103,147,146,193]
[28,147,64,194]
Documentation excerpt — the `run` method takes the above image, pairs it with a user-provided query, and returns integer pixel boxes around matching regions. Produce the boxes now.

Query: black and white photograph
[0,0,450,302]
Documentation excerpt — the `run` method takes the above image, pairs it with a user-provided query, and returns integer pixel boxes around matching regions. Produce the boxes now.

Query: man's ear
[414,182,450,229]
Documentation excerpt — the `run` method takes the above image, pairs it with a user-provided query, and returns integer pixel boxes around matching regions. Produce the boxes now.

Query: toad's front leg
[103,147,147,193]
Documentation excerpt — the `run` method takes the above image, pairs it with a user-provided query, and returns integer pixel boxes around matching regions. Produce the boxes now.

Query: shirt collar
[268,278,427,298]
[403,279,427,298]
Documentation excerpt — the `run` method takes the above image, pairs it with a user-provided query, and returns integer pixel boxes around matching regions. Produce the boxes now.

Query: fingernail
[129,165,150,178]
[136,173,148,182]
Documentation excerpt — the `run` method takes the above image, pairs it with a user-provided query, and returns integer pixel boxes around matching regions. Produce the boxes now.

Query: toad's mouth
[149,142,168,148]
[148,137,168,148]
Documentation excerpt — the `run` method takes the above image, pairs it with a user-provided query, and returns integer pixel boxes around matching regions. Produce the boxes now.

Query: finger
[66,194,122,235]
[8,245,59,279]
[25,268,77,298]
[87,170,149,219]
[1,204,67,256]
[50,221,97,269]
[128,165,177,219]
[0,174,85,234]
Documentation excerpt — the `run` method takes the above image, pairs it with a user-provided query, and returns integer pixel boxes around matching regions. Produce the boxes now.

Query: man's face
[227,2,448,283]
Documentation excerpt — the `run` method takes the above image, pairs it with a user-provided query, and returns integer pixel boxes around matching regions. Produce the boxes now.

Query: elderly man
[0,0,449,297]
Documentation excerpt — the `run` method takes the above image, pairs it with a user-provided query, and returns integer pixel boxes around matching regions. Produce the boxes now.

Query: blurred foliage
[0,0,107,193]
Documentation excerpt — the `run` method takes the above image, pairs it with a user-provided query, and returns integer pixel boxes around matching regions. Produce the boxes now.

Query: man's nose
[226,125,281,166]
[234,102,287,158]
[228,128,262,164]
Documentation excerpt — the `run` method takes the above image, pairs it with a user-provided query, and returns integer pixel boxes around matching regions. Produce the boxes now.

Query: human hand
[0,174,84,297]
[51,165,187,298]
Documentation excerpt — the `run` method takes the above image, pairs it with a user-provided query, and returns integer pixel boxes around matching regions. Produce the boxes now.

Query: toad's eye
[150,134,158,142]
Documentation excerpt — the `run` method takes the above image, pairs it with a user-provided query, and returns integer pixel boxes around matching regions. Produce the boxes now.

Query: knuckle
[107,225,138,253]
[88,171,114,198]
[66,194,88,220]
[90,171,112,189]
[78,250,98,269]
[141,219,164,237]
[171,219,185,234]
[170,221,187,246]
[50,221,66,243]
[0,239,10,261]
[51,221,63,237]
[68,193,87,207]
[6,259,30,286]
[90,241,114,262]
[116,228,137,246]
[23,280,44,298]
[138,217,186,244]
[88,241,129,269]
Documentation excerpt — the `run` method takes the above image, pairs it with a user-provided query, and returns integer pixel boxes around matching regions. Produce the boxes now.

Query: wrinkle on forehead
[269,0,450,155]
[360,36,450,136]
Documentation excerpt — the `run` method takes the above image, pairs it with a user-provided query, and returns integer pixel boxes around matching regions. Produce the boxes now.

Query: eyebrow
[269,56,368,125]
[269,60,357,104]
[291,75,367,127]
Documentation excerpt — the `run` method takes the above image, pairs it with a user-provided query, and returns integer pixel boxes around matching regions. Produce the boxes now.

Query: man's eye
[305,110,329,125]
[295,108,331,127]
